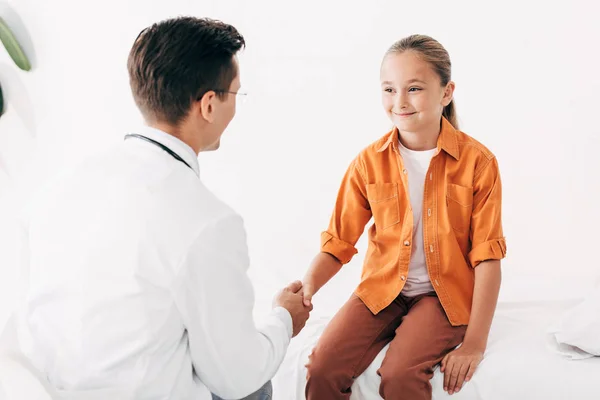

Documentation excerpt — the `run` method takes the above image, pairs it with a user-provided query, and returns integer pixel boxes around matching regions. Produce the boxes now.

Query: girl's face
[380,51,454,134]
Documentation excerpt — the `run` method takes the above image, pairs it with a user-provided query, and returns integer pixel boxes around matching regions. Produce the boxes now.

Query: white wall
[1,0,599,326]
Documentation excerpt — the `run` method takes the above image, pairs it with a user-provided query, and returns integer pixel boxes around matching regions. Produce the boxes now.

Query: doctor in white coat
[15,16,311,400]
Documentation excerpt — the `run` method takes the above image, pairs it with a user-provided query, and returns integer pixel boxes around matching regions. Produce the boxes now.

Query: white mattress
[273,298,600,400]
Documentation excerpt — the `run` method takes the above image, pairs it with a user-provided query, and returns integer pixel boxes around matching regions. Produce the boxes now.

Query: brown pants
[305,292,467,400]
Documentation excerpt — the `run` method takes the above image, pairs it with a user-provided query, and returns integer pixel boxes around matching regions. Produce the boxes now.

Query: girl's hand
[302,283,315,307]
[440,345,484,395]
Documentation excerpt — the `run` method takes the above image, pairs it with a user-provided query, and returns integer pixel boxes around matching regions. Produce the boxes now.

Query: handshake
[273,280,315,337]
[273,253,342,337]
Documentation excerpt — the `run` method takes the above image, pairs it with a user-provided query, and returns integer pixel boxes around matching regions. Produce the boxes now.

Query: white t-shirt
[398,140,437,297]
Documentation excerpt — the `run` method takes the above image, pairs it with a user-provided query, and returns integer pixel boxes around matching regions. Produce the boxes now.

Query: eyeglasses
[197,89,248,104]
[214,89,247,96]
[214,89,248,104]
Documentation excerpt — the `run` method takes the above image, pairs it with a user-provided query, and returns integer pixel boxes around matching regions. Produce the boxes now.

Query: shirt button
[435,279,440,286]
[427,209,431,217]
[430,245,434,253]
[404,240,410,246]
[401,276,406,281]
[403,169,408,174]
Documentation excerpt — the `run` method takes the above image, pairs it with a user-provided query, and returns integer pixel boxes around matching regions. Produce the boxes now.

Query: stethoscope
[124,134,193,171]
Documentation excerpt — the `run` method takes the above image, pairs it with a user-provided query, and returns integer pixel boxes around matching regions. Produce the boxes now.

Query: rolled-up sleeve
[321,157,372,264]
[468,157,507,268]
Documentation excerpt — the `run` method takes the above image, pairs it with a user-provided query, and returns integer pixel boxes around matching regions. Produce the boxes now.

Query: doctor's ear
[196,91,217,123]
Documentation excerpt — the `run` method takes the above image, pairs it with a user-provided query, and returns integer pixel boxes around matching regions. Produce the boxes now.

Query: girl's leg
[305,294,408,400]
[377,293,467,400]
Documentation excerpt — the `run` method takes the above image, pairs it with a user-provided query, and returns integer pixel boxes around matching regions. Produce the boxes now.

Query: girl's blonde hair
[386,34,458,130]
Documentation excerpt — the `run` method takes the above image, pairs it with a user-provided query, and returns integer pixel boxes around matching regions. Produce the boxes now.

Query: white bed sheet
[273,299,600,400]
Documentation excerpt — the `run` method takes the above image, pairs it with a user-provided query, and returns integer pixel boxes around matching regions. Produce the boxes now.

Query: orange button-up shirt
[321,117,506,326]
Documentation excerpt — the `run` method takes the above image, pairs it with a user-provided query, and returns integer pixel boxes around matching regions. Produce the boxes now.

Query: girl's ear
[443,81,455,106]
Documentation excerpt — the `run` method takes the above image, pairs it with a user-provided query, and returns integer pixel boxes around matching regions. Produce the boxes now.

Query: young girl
[302,35,506,400]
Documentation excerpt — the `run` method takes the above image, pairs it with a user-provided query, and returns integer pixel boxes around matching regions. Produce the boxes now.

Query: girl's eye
[408,87,422,92]
[384,87,394,93]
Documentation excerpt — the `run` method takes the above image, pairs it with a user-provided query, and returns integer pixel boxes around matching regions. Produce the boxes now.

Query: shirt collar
[376,117,460,160]
[134,126,200,176]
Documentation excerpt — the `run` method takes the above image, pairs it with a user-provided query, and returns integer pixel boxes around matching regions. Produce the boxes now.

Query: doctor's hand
[273,280,313,337]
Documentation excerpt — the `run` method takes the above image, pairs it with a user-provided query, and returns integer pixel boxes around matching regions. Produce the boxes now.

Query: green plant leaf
[0,17,31,71]
[0,82,4,117]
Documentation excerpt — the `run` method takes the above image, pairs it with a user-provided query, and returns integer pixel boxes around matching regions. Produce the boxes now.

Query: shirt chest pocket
[446,183,473,233]
[366,183,400,230]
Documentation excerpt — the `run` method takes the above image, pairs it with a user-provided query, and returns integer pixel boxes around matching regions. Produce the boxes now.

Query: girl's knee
[305,348,353,388]
[379,365,430,400]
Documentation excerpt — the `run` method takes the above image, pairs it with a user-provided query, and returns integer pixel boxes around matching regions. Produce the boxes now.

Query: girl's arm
[301,252,342,307]
[440,260,501,395]
[442,155,506,395]
[302,157,372,306]
[463,259,502,351]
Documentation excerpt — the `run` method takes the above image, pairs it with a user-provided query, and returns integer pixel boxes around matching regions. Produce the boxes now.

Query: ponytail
[442,100,459,130]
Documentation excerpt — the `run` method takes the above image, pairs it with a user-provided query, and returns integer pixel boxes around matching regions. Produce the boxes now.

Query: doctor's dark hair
[386,34,458,129]
[128,17,245,125]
